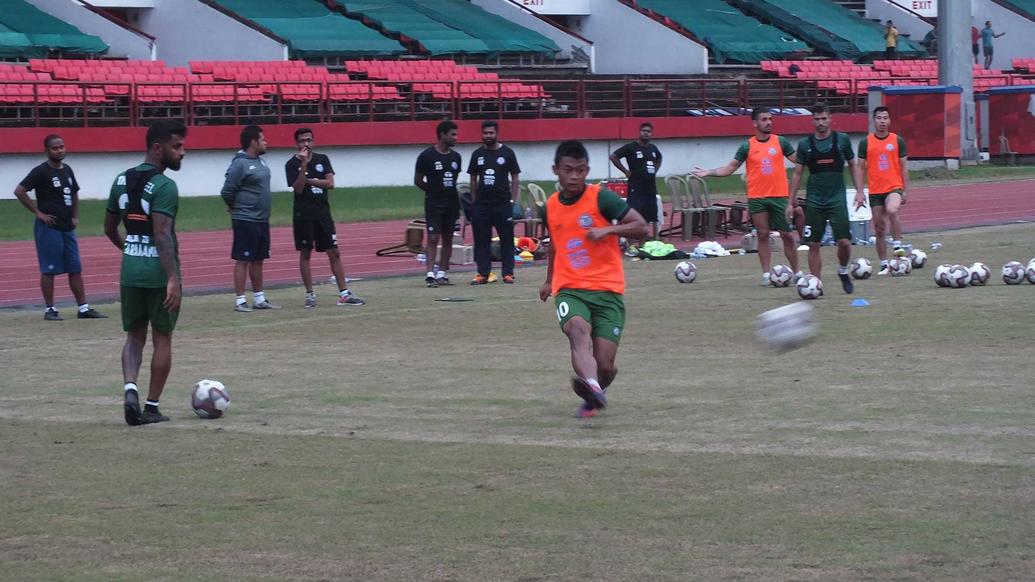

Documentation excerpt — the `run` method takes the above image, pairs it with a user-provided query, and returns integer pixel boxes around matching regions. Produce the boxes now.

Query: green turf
[1,224,1033,580]
[3,165,1033,241]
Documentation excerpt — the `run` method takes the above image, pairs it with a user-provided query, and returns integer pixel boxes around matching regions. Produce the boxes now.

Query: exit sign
[520,0,591,15]
[889,0,937,17]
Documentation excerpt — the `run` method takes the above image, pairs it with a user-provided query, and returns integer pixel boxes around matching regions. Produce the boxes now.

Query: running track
[2,179,1033,309]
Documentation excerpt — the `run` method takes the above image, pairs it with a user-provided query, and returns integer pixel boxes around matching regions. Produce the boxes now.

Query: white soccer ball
[674,261,697,283]
[934,263,953,287]
[888,258,910,277]
[1027,259,1035,284]
[770,264,793,287]
[191,379,231,419]
[946,264,971,288]
[909,249,927,269]
[850,257,872,280]
[756,302,817,352]
[796,274,823,300]
[1002,261,1026,285]
[968,262,991,286]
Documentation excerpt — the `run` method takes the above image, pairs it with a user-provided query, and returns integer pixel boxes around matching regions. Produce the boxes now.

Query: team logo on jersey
[769,147,777,156]
[612,327,621,337]
[496,156,506,165]
[315,163,324,172]
[886,143,895,151]
[635,151,643,158]
[51,177,61,188]
[451,161,458,170]
[485,169,495,175]
[477,156,484,165]
[578,214,593,228]
[434,161,443,170]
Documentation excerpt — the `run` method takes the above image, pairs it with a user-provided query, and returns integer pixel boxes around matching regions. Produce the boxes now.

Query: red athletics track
[2,179,1033,309]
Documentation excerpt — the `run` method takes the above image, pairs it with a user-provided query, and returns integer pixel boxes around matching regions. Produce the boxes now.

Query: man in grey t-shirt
[221,125,278,311]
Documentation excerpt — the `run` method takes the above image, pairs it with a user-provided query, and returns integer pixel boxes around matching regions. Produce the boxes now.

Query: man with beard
[14,134,106,320]
[467,120,521,285]
[104,120,187,425]
[692,108,802,286]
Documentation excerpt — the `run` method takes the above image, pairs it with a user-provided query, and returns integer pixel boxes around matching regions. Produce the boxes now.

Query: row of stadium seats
[1011,58,1035,72]
[345,60,544,99]
[761,59,1023,95]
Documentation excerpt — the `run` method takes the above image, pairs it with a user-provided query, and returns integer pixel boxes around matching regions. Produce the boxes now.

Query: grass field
[3,165,1034,241]
[2,224,1034,581]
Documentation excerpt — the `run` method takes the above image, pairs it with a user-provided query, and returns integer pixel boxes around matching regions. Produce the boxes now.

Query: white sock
[45,306,57,312]
[586,378,602,391]
[235,294,247,305]
[436,270,446,279]
[838,265,849,275]
[795,271,804,277]
[880,260,889,267]
[78,304,90,313]
[124,382,138,393]
[427,271,436,278]
[339,289,350,298]
[254,291,266,305]
[306,291,316,298]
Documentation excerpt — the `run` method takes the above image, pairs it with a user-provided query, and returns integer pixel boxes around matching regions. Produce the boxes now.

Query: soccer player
[787,103,866,294]
[13,135,105,321]
[414,120,462,287]
[610,122,662,249]
[103,120,186,425]
[285,128,364,308]
[467,120,521,285]
[540,140,648,418]
[859,107,909,275]
[222,125,278,311]
[692,108,802,286]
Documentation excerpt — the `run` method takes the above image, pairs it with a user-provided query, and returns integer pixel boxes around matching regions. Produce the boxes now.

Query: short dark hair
[145,120,187,149]
[872,106,891,117]
[750,108,771,121]
[812,102,831,116]
[481,120,498,130]
[554,140,589,165]
[294,127,313,141]
[436,120,457,139]
[240,125,263,151]
[43,134,62,150]
[640,122,653,130]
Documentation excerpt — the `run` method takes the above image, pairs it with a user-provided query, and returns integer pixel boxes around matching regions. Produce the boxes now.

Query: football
[1002,261,1026,285]
[849,257,872,280]
[756,302,817,352]
[796,274,823,300]
[888,258,910,277]
[770,264,793,287]
[946,264,971,288]
[191,379,231,419]
[674,261,697,283]
[934,263,953,287]
[909,249,927,268]
[968,262,991,286]
[1027,259,1035,284]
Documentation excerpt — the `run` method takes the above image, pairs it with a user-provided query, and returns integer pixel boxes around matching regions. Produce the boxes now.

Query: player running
[540,140,647,418]
[692,108,802,286]
[858,107,909,275]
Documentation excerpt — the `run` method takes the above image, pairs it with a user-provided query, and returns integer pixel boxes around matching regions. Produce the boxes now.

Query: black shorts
[972,43,979,56]
[231,219,271,262]
[294,216,337,252]
[626,181,658,223]
[425,201,459,236]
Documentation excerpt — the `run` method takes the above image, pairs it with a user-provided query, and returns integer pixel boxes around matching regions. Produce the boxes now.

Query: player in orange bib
[539,141,647,418]
[858,106,909,275]
[693,108,802,286]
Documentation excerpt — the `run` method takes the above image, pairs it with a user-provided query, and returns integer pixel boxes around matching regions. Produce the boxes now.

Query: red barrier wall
[882,88,961,159]
[988,88,1035,155]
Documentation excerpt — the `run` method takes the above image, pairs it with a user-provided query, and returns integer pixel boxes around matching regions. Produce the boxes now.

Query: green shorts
[121,286,178,333]
[747,197,791,232]
[554,289,625,345]
[868,189,902,207]
[803,204,851,243]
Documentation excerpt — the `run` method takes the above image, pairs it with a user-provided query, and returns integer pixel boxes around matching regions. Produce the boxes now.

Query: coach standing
[610,122,662,249]
[222,125,279,311]
[468,120,521,285]
[13,134,105,321]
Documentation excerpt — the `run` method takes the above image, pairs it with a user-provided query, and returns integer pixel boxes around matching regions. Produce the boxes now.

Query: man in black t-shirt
[610,122,662,246]
[286,128,364,309]
[467,120,522,285]
[13,134,105,321]
[414,120,463,287]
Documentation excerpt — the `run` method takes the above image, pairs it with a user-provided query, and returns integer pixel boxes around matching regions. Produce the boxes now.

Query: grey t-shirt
[221,151,272,222]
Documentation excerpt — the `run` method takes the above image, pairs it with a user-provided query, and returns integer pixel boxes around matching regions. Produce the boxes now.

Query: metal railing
[0,75,1024,127]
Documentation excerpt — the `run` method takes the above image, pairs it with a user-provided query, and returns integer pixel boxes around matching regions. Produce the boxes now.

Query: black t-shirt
[285,153,334,221]
[466,144,521,204]
[614,141,662,185]
[19,162,79,231]
[415,146,462,206]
